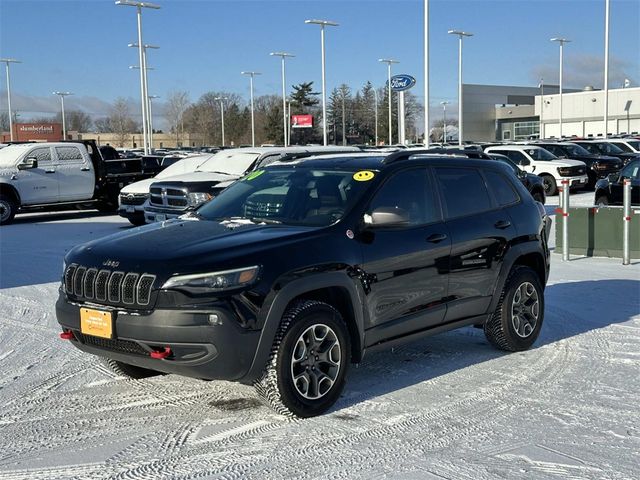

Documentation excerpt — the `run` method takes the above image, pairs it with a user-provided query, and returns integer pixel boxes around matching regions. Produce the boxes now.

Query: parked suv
[594,159,640,206]
[572,140,639,166]
[57,151,551,417]
[484,145,588,195]
[532,142,622,189]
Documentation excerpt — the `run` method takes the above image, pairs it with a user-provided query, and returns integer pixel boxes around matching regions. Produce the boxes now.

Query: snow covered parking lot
[0,204,638,480]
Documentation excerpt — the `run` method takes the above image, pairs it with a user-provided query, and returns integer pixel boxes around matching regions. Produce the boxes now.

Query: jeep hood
[68,219,320,275]
[546,159,586,168]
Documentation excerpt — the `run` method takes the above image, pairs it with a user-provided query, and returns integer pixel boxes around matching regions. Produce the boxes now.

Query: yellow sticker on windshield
[245,170,264,181]
[353,170,375,182]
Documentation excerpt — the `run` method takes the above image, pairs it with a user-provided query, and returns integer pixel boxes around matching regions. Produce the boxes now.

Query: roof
[486,145,545,151]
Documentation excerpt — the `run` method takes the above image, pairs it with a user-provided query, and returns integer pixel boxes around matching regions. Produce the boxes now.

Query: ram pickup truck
[143,146,361,223]
[0,140,151,225]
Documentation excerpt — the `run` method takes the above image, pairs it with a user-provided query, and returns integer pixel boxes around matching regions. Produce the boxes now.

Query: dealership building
[461,84,640,142]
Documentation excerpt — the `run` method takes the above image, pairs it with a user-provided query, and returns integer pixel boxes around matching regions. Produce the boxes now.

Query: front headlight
[557,167,571,176]
[162,265,260,291]
[187,192,212,207]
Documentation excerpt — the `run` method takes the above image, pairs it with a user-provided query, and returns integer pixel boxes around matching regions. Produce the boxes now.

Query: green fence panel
[556,206,640,258]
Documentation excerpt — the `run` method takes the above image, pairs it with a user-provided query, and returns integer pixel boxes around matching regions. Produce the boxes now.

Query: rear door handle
[494,220,511,229]
[80,167,90,171]
[427,233,447,243]
[45,169,56,174]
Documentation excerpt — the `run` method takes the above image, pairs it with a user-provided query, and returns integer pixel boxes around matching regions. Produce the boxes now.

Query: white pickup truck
[0,141,150,225]
[484,145,588,195]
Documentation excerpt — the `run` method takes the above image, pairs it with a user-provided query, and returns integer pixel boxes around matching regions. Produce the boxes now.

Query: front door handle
[45,169,56,174]
[494,220,511,229]
[80,167,90,171]
[427,233,447,243]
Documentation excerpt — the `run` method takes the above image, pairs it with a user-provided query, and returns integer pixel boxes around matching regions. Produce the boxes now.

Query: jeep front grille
[64,264,155,308]
[119,193,148,206]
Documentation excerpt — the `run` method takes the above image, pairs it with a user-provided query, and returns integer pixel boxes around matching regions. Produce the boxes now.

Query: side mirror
[607,172,620,183]
[364,207,410,227]
[519,158,531,166]
[518,168,528,179]
[17,157,38,170]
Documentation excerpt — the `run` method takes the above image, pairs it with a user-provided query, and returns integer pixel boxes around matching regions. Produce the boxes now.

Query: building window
[503,130,511,140]
[513,121,540,140]
[160,142,163,148]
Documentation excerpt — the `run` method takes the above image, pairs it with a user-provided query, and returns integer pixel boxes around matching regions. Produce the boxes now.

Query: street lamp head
[214,97,228,101]
[0,58,21,64]
[305,19,339,27]
[448,30,473,37]
[129,65,155,70]
[53,91,73,96]
[440,101,450,105]
[270,52,295,58]
[115,1,160,9]
[148,95,160,99]
[550,37,571,44]
[128,43,159,49]
[378,58,399,64]
[241,71,262,76]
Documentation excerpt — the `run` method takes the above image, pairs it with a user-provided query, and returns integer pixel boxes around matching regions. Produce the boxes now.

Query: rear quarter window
[484,171,520,206]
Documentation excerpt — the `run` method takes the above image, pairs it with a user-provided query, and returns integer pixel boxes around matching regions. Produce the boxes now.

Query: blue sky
[0,0,638,124]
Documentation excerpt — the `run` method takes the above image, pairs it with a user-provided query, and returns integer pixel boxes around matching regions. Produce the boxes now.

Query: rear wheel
[0,194,17,225]
[103,358,161,379]
[541,175,557,196]
[484,266,544,352]
[254,300,350,418]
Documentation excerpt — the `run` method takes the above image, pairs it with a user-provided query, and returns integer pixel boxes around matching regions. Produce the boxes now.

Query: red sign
[291,114,313,128]
[1,123,64,142]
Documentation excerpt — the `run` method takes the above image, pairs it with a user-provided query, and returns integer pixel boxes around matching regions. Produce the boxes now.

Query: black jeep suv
[56,151,551,417]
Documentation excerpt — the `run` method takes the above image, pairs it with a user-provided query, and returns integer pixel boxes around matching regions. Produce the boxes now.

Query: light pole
[129,42,159,153]
[538,78,544,139]
[373,87,379,146]
[116,1,160,155]
[603,0,610,137]
[1,58,20,141]
[270,52,294,147]
[379,58,399,145]
[214,97,227,146]
[551,37,570,138]
[440,101,450,143]
[448,30,473,147]
[241,71,261,147]
[424,0,430,147]
[148,95,159,151]
[304,19,338,146]
[53,92,73,140]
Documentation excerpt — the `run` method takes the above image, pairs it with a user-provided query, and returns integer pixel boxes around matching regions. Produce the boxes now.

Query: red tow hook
[59,330,74,340]
[150,347,172,359]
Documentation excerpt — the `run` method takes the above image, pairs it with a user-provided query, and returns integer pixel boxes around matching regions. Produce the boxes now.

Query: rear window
[435,167,492,218]
[484,171,519,206]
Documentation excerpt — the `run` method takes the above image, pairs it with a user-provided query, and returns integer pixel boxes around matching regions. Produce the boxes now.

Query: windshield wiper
[194,170,238,176]
[249,217,282,224]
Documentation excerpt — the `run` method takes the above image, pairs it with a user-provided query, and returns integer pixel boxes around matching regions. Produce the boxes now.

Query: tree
[0,112,9,133]
[182,92,246,146]
[54,110,93,132]
[109,98,138,147]
[94,117,112,132]
[165,90,190,144]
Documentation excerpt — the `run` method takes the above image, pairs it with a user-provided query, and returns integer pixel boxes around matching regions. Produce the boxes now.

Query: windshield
[197,167,373,226]
[0,145,27,168]
[563,144,591,156]
[598,142,624,154]
[155,155,212,178]
[195,151,261,175]
[620,160,640,180]
[625,140,640,151]
[525,148,557,161]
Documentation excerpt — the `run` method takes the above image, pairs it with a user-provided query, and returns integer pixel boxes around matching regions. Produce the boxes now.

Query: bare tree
[109,98,137,147]
[53,110,93,132]
[165,90,190,145]
[0,112,9,133]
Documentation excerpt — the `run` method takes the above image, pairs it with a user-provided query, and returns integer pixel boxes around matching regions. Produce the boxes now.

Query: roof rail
[383,148,490,163]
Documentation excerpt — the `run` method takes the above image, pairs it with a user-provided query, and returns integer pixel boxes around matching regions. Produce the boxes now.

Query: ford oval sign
[390,74,416,92]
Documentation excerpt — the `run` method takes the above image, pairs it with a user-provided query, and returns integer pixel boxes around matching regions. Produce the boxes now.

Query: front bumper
[559,174,589,189]
[56,294,261,382]
[144,205,188,223]
[118,204,145,222]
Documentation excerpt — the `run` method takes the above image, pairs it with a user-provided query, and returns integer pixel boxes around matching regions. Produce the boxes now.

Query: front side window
[600,142,624,155]
[198,168,372,226]
[526,148,556,161]
[29,147,53,164]
[505,150,527,164]
[368,168,438,226]
[564,144,591,156]
[620,161,640,180]
[435,167,493,219]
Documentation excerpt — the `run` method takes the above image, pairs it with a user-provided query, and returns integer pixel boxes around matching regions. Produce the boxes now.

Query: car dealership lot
[0,203,638,479]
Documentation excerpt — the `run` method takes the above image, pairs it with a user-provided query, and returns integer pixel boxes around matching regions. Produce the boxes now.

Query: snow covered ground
[0,196,638,480]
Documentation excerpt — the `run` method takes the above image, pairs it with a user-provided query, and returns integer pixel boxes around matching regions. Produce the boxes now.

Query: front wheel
[254,300,351,418]
[484,266,544,352]
[541,175,557,196]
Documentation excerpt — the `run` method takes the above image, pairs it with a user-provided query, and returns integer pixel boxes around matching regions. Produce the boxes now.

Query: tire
[531,190,545,204]
[484,266,544,352]
[586,171,597,191]
[595,195,609,207]
[103,358,161,379]
[0,194,17,226]
[254,300,351,418]
[540,175,557,196]
[128,216,146,226]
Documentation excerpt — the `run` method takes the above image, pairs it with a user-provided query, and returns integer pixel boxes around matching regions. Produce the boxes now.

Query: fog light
[208,314,222,326]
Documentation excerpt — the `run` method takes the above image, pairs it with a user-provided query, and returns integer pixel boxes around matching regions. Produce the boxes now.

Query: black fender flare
[487,242,548,315]
[242,271,365,383]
